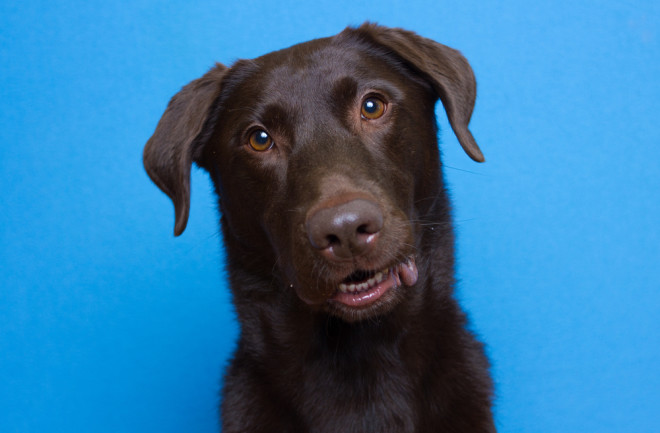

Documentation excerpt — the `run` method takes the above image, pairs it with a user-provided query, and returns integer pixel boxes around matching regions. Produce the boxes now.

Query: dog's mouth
[330,256,418,308]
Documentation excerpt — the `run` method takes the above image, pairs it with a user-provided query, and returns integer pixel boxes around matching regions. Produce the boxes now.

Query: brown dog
[144,23,495,432]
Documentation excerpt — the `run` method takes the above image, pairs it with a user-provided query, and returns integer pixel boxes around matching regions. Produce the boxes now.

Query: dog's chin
[318,257,419,323]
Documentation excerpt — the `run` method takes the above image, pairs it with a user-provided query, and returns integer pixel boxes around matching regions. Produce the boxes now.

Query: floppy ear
[143,63,227,236]
[354,23,484,162]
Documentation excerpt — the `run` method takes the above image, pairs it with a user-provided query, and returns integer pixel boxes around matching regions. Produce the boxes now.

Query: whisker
[442,164,491,176]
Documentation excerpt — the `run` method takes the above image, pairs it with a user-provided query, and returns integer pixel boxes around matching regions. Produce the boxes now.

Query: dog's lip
[330,257,418,307]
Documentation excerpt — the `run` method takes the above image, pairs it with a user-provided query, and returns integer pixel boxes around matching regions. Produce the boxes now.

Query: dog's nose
[306,199,383,260]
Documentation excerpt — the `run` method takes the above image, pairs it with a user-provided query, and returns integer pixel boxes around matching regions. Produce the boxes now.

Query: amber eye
[248,129,273,151]
[360,97,386,120]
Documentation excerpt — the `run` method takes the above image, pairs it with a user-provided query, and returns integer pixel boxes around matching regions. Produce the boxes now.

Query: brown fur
[144,23,495,432]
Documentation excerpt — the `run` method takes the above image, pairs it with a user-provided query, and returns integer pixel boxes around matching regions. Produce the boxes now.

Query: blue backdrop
[1,1,658,432]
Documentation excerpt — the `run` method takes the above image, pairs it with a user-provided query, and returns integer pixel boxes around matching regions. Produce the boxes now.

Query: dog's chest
[293,348,418,433]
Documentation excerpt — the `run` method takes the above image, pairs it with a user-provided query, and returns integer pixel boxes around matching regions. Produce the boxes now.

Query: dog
[144,23,495,432]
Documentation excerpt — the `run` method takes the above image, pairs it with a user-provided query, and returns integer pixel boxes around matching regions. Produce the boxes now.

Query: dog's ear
[143,64,227,236]
[353,23,484,162]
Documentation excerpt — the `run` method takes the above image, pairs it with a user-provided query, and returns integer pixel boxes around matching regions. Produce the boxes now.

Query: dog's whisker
[442,164,491,177]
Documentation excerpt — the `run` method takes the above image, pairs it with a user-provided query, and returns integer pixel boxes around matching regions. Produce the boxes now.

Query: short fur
[144,23,495,432]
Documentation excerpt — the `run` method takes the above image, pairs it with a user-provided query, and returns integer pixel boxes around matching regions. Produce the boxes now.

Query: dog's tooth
[339,283,348,293]
[375,272,383,283]
[348,283,357,293]
[367,277,376,287]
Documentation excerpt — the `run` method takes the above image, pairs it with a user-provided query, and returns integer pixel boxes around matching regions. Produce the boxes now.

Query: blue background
[2,1,658,432]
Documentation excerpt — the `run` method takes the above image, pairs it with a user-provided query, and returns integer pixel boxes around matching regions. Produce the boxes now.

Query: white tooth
[348,284,357,293]
[375,272,383,282]
[358,283,367,291]
[367,277,376,287]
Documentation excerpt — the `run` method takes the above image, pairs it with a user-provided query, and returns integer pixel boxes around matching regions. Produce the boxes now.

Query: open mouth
[331,257,418,307]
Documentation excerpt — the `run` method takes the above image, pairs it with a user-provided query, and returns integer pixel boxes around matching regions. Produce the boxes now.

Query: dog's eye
[361,97,386,120]
[248,129,274,152]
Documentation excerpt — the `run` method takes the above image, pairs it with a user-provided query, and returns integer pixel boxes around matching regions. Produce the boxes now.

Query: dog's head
[144,23,483,322]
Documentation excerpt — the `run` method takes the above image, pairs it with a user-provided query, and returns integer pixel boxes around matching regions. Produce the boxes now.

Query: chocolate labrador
[144,23,495,432]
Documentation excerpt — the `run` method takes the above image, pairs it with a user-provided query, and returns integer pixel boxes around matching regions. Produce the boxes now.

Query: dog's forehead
[239,39,399,103]
[261,42,358,79]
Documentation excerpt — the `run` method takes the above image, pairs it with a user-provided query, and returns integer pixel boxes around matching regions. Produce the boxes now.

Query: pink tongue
[399,258,418,286]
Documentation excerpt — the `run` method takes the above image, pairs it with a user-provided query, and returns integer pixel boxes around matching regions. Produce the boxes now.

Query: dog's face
[144,24,483,322]
[206,39,438,321]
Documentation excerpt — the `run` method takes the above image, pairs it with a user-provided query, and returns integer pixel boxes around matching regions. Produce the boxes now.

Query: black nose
[306,198,383,260]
